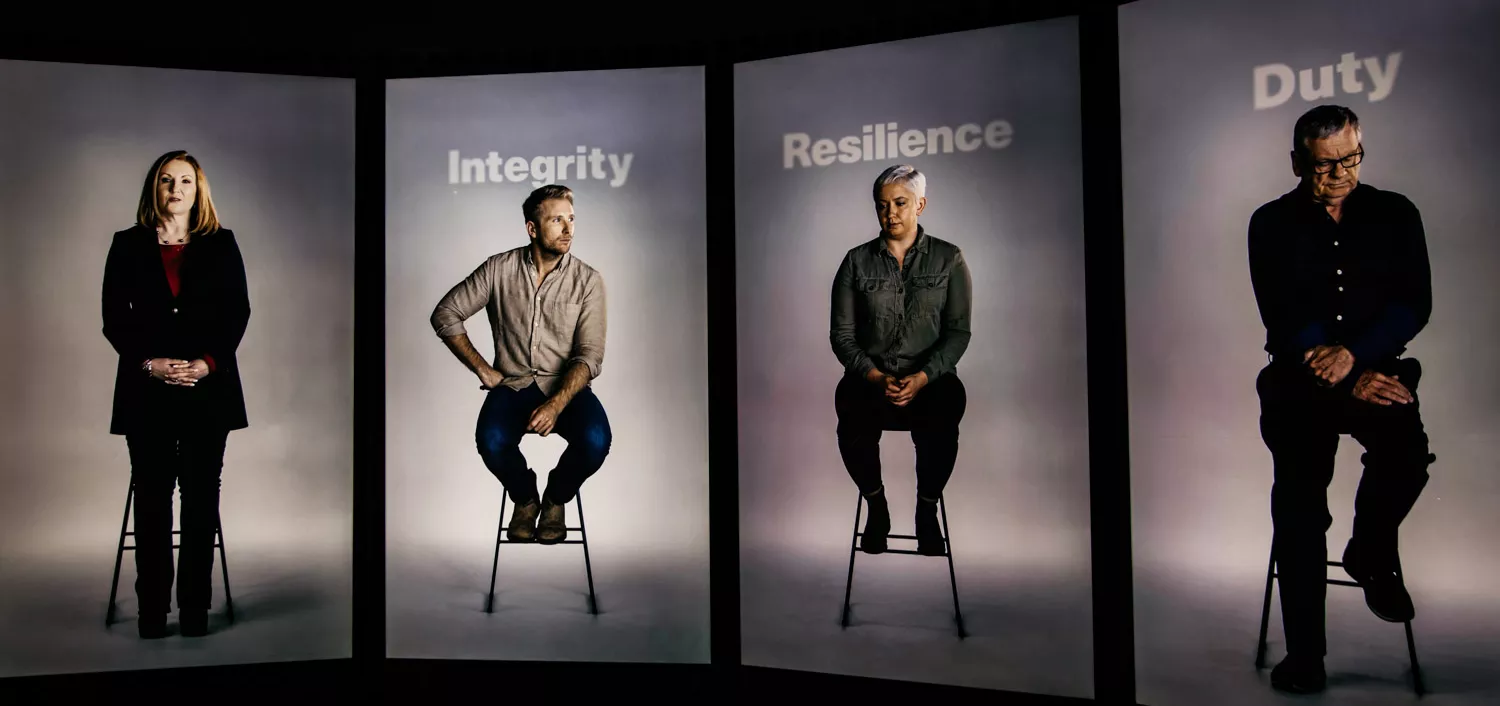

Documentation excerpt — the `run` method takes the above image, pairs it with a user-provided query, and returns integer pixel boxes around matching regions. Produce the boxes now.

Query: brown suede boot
[508,499,541,542]
[537,497,567,545]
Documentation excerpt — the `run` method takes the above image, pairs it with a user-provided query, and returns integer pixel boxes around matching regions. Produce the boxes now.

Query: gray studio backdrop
[735,20,1091,696]
[1121,1,1500,704]
[0,60,354,676]
[384,67,709,663]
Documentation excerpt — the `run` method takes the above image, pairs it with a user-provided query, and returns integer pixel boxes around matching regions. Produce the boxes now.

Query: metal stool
[1255,539,1423,695]
[840,491,965,638]
[486,488,598,615]
[106,480,235,627]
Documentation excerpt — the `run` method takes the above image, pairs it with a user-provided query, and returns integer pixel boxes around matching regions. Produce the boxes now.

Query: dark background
[0,2,1132,703]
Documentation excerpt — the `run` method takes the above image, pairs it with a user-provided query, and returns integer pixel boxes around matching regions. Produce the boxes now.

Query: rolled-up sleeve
[920,249,973,381]
[569,271,606,379]
[431,258,493,338]
[830,251,875,377]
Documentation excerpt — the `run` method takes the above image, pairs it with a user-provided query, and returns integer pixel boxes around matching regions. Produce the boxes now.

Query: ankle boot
[860,487,890,554]
[537,495,568,545]
[915,497,944,556]
[508,496,541,542]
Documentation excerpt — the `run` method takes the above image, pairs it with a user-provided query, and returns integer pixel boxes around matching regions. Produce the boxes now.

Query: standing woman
[101,150,250,639]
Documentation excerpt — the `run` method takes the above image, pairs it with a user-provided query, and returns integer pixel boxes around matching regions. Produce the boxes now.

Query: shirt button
[1338,286,1344,292]
[1336,315,1343,321]
[897,287,904,294]
[1336,269,1342,275]
[172,308,178,313]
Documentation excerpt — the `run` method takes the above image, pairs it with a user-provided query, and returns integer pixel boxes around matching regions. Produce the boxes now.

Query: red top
[161,244,216,373]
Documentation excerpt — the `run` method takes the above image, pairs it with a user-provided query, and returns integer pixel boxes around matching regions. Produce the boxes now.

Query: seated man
[829,164,973,556]
[431,184,611,544]
[1248,105,1434,694]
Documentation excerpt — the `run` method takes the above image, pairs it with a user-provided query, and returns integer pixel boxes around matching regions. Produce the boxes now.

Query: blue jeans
[475,382,611,504]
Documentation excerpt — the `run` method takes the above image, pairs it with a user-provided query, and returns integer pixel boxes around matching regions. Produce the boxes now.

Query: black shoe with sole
[138,613,168,640]
[1343,540,1416,622]
[859,488,890,554]
[1271,654,1327,694]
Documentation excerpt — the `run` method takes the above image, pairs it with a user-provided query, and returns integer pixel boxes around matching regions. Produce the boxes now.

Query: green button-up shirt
[830,226,973,381]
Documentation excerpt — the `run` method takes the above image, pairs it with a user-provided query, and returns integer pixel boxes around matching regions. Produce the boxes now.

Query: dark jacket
[830,226,973,381]
[102,225,251,435]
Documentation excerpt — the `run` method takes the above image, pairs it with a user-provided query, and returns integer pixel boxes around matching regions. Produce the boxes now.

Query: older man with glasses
[1248,104,1435,694]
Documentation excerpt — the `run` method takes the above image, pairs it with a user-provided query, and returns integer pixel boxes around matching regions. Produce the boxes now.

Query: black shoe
[915,498,944,556]
[537,496,567,545]
[859,488,890,554]
[138,613,168,640]
[1271,654,1326,694]
[1343,541,1415,622]
[179,609,209,638]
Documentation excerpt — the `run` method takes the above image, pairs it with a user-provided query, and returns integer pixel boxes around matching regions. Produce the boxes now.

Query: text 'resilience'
[783,120,1013,170]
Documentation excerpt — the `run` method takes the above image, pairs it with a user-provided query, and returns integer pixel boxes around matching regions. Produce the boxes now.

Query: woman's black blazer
[102,225,251,435]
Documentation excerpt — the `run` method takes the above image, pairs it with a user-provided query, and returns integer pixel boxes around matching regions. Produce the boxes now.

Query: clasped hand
[149,358,208,387]
[867,367,928,407]
[1303,345,1354,386]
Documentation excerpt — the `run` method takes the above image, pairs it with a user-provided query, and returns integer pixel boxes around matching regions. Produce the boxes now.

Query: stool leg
[106,482,135,628]
[1395,557,1424,696]
[841,493,862,628]
[577,490,598,615]
[1404,619,1424,696]
[939,496,965,639]
[487,494,506,614]
[1256,544,1276,669]
[216,516,234,624]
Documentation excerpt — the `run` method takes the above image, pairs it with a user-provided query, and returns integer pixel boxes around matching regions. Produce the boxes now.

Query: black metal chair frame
[840,492,965,638]
[486,489,598,615]
[106,480,235,627]
[1256,540,1423,695]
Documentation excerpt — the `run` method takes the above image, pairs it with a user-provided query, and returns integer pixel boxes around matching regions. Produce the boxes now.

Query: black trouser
[1257,358,1432,658]
[126,429,230,616]
[834,372,967,499]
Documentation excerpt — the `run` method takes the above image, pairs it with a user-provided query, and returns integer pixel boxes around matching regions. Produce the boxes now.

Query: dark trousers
[1257,358,1432,658]
[125,429,230,616]
[475,383,612,505]
[834,372,967,499]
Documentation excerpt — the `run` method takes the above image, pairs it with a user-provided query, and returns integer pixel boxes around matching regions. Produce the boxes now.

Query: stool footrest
[878,549,951,557]
[855,532,948,542]
[498,539,586,544]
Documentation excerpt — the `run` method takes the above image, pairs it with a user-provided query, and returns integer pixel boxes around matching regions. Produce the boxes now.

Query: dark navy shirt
[1248,182,1432,381]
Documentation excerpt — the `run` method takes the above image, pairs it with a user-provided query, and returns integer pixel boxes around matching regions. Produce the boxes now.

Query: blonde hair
[136,150,221,236]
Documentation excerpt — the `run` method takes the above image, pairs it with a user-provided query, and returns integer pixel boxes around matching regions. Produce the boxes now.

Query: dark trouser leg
[835,374,884,496]
[126,433,177,616]
[476,384,544,504]
[1347,359,1432,575]
[176,429,228,612]
[1259,364,1339,658]
[543,386,612,504]
[909,373,967,500]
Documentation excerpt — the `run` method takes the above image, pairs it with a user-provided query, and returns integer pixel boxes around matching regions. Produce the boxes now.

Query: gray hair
[872,164,926,201]
[1293,104,1362,157]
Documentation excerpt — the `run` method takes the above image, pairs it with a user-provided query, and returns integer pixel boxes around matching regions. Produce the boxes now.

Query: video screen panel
[734,19,1092,696]
[1121,0,1500,702]
[0,60,355,675]
[384,67,710,663]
